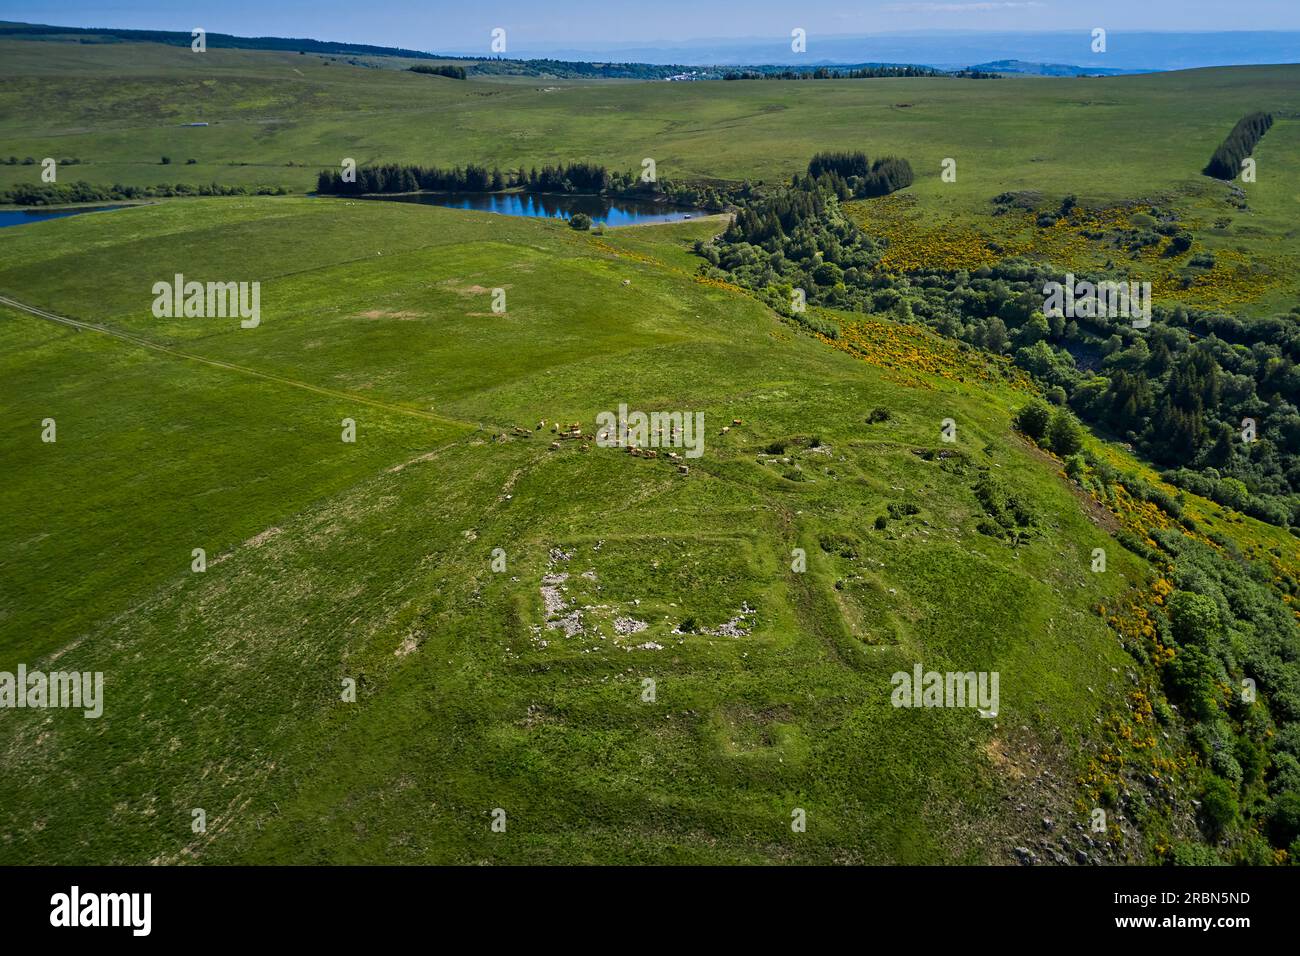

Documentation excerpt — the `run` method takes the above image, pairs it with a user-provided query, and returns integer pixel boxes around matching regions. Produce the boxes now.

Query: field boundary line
[0,292,473,430]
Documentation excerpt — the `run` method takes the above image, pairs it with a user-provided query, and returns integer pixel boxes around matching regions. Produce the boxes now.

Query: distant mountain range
[450,30,1300,72]
[4,22,1297,75]
[967,60,1148,77]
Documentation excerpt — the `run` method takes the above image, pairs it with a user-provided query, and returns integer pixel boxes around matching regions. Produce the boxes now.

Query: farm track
[0,291,474,430]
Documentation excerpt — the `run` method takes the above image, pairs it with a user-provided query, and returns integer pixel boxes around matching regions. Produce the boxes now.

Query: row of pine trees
[316,161,614,196]
[804,151,914,198]
[1203,111,1273,180]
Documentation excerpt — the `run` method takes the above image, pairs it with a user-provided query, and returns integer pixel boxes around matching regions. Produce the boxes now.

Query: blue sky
[4,1,1299,52]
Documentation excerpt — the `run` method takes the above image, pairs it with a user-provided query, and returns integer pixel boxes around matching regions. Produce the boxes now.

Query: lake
[368,192,709,226]
[0,205,131,229]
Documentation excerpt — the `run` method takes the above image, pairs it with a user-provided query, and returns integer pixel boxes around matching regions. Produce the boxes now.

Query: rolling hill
[0,34,1297,866]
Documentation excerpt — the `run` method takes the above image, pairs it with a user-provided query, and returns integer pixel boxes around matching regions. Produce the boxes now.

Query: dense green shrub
[1046,408,1085,456]
[1013,399,1052,442]
[1271,794,1300,848]
[409,64,466,79]
[1200,775,1239,837]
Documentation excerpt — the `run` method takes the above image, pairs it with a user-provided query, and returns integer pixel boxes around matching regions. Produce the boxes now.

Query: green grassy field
[1,38,1296,865]
[4,39,1298,314]
[2,39,1295,197]
[0,197,1168,864]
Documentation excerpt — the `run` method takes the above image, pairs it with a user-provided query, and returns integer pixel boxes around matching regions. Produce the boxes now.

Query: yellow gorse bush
[846,196,1288,312]
[818,313,1031,390]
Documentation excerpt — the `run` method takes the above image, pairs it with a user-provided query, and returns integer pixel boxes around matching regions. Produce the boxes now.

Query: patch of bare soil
[243,526,283,549]
[443,281,509,296]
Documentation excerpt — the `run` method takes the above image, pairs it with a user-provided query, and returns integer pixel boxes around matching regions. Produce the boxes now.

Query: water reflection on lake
[368,191,707,226]
[0,205,131,229]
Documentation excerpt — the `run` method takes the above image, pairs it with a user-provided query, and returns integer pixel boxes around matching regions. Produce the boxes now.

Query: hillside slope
[0,198,1176,864]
